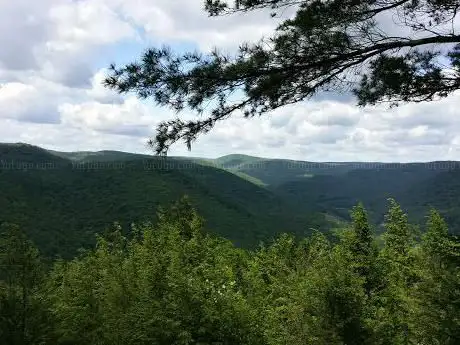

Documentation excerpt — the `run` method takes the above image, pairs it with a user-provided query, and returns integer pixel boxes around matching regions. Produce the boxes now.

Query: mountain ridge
[3,142,459,167]
[0,143,330,258]
[2,142,460,259]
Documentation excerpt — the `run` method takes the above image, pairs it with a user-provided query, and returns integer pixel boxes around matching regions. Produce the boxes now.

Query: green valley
[2,143,460,259]
[0,143,328,258]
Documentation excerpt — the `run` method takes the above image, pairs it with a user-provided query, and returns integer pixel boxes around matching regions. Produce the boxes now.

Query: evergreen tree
[382,199,414,258]
[105,0,460,154]
[4,198,459,345]
[0,224,49,345]
[323,204,379,345]
[378,199,418,345]
[412,210,460,344]
[348,203,378,291]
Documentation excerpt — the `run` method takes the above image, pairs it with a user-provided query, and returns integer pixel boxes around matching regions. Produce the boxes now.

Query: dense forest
[214,154,460,229]
[2,143,460,344]
[2,143,460,259]
[1,197,459,344]
[0,144,329,258]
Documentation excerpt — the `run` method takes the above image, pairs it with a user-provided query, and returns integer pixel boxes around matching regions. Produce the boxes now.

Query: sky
[1,0,460,162]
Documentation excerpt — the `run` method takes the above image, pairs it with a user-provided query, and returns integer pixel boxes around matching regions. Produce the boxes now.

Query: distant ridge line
[0,142,459,165]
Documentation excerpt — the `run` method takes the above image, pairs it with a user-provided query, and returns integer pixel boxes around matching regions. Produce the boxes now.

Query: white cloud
[0,67,125,124]
[0,81,60,123]
[172,94,460,162]
[0,118,151,154]
[59,96,157,136]
[85,69,124,104]
[0,0,137,87]
[47,0,136,52]
[107,0,285,50]
[0,0,54,71]
[0,0,460,162]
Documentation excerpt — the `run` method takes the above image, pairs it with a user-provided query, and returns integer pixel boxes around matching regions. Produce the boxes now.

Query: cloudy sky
[1,0,459,162]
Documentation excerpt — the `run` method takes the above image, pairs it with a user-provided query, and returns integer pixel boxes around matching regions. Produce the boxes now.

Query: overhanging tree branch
[104,0,460,155]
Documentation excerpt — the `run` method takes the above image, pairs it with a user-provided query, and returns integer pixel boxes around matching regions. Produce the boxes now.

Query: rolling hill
[208,154,369,186]
[0,143,328,258]
[2,143,460,258]
[219,155,460,232]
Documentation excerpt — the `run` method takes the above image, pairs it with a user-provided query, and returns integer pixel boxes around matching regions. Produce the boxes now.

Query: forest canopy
[1,198,459,344]
[104,0,460,154]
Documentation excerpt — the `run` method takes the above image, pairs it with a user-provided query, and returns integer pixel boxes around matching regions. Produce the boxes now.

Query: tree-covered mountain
[269,163,460,231]
[1,198,459,345]
[2,142,460,258]
[210,154,460,232]
[209,154,357,186]
[0,143,328,258]
[48,149,154,162]
[2,143,460,345]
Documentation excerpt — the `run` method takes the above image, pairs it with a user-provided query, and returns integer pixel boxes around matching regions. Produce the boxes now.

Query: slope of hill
[2,143,460,258]
[0,144,328,258]
[208,152,460,233]
[271,162,460,232]
[211,155,361,186]
[1,143,70,166]
[48,149,154,162]
[213,154,265,168]
[403,168,460,229]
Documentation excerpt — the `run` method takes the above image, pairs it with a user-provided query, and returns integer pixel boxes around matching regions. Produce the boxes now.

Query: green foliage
[0,224,50,345]
[1,198,459,344]
[0,144,328,259]
[345,203,378,294]
[46,200,262,345]
[104,0,460,154]
[271,163,460,234]
[382,198,416,260]
[411,210,460,344]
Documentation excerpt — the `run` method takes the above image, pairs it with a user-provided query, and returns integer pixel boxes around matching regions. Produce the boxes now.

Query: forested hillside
[2,143,460,259]
[0,143,328,258]
[1,199,459,344]
[212,154,460,232]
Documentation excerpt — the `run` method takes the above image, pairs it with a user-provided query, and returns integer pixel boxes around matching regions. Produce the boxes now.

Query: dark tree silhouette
[104,0,460,155]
